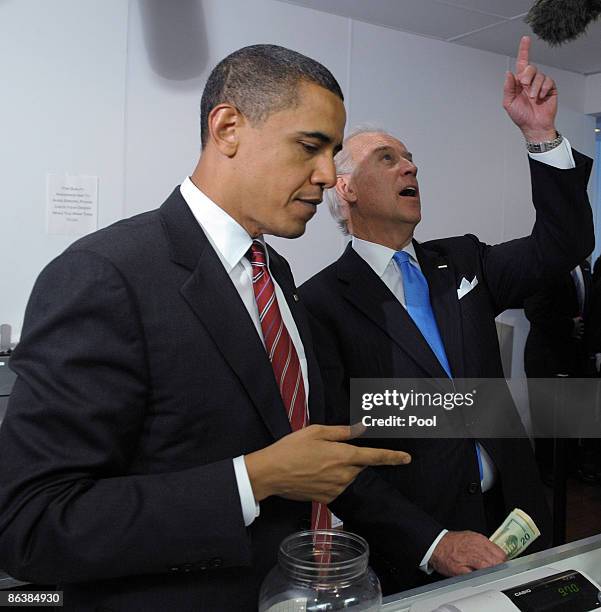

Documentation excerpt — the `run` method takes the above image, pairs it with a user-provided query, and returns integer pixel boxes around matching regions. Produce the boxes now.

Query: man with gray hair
[300,36,594,593]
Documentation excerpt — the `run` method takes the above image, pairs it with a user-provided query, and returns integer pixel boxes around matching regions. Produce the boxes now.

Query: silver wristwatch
[525,131,563,153]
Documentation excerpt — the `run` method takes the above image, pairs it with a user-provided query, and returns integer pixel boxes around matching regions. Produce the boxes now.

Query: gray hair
[325,124,388,235]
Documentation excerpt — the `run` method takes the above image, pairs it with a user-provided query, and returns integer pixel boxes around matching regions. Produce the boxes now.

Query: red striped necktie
[248,240,331,531]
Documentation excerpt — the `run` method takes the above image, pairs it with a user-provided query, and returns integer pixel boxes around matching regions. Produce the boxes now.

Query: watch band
[526,131,563,154]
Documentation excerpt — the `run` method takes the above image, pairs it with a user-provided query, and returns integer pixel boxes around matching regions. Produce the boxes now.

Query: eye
[381,153,395,163]
[301,142,318,154]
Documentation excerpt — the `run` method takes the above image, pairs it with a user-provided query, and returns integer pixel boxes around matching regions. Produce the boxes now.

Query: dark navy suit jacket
[525,260,594,377]
[300,151,594,592]
[0,189,325,611]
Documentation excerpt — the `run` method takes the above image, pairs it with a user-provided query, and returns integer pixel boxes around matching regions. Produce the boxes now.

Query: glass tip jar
[259,529,381,611]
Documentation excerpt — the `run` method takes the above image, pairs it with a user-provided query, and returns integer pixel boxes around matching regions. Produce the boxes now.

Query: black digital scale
[432,570,601,612]
[502,570,601,611]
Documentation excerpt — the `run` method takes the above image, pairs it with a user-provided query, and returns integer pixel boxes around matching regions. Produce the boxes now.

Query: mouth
[294,198,319,217]
[295,197,321,213]
[296,197,322,206]
[399,186,418,198]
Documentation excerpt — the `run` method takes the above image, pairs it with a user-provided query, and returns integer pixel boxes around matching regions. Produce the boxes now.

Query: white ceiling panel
[455,18,601,75]
[280,0,503,40]
[436,0,532,19]
[276,0,601,74]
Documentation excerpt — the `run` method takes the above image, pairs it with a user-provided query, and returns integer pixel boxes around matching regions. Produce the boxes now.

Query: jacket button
[182,563,193,573]
[209,557,223,568]
[169,566,180,573]
[468,482,480,494]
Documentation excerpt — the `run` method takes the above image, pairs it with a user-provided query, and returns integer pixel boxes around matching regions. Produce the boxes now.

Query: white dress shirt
[352,139,576,572]
[179,177,309,527]
[571,265,586,315]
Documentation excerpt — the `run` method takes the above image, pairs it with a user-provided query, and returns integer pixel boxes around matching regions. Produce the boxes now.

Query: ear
[335,175,357,204]
[206,103,243,157]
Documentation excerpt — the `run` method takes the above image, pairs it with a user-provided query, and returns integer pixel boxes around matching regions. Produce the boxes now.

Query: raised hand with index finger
[502,36,558,143]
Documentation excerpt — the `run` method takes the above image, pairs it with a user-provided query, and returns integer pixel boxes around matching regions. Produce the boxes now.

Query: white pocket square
[457,275,478,300]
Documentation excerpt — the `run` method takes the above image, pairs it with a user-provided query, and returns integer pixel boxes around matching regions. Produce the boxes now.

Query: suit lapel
[337,244,449,379]
[160,189,291,440]
[415,242,466,378]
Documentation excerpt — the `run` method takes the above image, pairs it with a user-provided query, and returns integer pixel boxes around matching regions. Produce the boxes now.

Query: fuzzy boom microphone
[525,0,601,45]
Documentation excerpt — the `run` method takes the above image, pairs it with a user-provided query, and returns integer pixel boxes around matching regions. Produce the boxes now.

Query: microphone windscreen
[525,0,601,46]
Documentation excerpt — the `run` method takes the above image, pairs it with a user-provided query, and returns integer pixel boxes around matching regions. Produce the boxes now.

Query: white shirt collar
[179,176,266,271]
[351,236,418,278]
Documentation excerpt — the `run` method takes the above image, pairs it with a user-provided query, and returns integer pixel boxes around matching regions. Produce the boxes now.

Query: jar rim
[278,530,370,583]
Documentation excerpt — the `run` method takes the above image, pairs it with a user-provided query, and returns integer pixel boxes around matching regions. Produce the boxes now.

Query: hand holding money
[430,530,507,577]
[490,508,540,560]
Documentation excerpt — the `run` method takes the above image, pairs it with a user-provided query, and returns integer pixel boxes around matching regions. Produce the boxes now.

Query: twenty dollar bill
[489,508,540,559]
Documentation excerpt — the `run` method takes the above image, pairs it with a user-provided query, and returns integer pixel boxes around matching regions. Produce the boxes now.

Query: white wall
[0,0,129,341]
[584,73,601,115]
[1,0,597,340]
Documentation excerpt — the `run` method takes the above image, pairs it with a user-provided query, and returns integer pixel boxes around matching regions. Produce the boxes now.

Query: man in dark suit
[525,259,594,379]
[0,45,410,611]
[524,259,597,482]
[300,37,594,593]
[590,256,601,377]
[584,257,601,481]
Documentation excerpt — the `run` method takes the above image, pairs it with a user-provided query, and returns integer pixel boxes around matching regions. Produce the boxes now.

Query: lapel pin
[293,294,299,302]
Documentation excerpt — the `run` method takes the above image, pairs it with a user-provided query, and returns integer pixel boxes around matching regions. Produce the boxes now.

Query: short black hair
[200,44,344,148]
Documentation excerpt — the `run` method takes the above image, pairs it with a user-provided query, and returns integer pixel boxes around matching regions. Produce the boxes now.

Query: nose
[400,158,418,176]
[311,154,337,190]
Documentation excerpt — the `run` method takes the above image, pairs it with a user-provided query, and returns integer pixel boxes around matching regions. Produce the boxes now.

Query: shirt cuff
[419,529,448,574]
[528,137,575,169]
[233,456,260,527]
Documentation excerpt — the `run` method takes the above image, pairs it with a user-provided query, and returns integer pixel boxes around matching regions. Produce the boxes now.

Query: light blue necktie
[393,250,484,481]
[393,250,452,377]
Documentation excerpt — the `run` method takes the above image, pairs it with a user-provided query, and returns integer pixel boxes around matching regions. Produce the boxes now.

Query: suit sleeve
[524,284,576,340]
[475,150,594,315]
[305,311,444,569]
[0,250,251,584]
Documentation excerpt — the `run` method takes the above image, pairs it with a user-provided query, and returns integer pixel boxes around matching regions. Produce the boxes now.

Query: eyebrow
[298,131,343,155]
[371,145,413,161]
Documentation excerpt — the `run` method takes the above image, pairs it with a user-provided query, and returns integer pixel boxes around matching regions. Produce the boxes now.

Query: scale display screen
[502,570,601,611]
